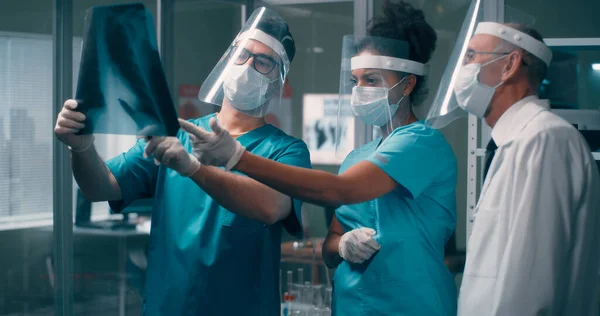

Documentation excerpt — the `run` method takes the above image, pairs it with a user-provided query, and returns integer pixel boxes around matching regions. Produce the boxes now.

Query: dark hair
[503,23,548,87]
[257,16,296,63]
[359,0,437,106]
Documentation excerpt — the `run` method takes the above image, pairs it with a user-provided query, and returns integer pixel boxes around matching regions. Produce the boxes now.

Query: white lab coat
[458,96,600,316]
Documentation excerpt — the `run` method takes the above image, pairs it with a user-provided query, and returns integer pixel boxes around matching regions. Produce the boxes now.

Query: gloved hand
[143,136,201,177]
[339,228,381,264]
[54,99,95,152]
[178,118,246,170]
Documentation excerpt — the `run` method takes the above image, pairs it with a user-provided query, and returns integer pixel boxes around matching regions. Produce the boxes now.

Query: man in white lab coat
[425,16,600,314]
[450,22,600,315]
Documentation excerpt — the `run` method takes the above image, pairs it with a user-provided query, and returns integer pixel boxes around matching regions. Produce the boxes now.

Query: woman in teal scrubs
[178,1,457,315]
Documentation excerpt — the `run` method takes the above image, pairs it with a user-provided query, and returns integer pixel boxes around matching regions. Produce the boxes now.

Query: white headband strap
[237,29,290,71]
[350,55,427,76]
[475,22,553,66]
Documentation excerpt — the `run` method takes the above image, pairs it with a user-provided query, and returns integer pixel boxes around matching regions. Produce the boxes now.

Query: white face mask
[454,55,507,118]
[223,64,277,111]
[350,77,406,127]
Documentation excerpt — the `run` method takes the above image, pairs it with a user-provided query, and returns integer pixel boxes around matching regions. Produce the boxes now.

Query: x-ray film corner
[303,93,354,165]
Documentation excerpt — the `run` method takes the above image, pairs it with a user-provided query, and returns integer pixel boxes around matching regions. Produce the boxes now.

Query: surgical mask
[454,55,507,118]
[223,64,276,111]
[350,77,406,127]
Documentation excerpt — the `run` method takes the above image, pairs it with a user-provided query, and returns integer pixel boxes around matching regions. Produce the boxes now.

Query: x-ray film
[75,3,179,136]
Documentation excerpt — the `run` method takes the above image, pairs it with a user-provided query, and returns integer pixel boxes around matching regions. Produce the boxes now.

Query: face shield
[197,7,295,118]
[74,3,180,136]
[335,35,427,160]
[425,2,552,129]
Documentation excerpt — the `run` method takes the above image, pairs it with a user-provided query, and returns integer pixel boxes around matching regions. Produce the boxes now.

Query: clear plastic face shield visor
[197,7,294,118]
[425,1,552,129]
[335,35,427,160]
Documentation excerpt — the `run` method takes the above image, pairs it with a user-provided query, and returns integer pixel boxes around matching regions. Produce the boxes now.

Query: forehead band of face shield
[236,29,291,73]
[350,55,427,76]
[474,22,552,66]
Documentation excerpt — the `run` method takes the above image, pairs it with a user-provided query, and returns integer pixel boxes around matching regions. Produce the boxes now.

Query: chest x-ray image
[74,3,179,137]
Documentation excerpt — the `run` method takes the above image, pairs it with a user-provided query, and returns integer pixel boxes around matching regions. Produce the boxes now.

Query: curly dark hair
[358,0,437,106]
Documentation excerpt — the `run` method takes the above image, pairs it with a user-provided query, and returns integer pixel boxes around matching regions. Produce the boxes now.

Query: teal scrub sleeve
[275,139,312,230]
[366,130,445,199]
[105,138,158,212]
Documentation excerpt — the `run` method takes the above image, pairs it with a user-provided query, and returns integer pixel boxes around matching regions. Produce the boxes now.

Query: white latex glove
[143,136,201,177]
[339,228,381,264]
[54,99,95,152]
[178,118,246,170]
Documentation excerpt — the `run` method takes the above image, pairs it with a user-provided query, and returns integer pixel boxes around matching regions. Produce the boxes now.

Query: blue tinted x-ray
[75,3,179,136]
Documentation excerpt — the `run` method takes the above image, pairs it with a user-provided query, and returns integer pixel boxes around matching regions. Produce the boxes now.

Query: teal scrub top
[105,113,311,316]
[333,121,458,316]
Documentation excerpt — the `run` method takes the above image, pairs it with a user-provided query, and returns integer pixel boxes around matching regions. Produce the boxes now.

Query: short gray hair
[500,23,548,88]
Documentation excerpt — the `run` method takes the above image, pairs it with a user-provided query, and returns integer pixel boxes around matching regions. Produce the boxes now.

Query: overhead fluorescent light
[592,63,600,71]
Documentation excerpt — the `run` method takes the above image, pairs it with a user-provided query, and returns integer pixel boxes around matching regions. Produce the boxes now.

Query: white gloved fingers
[358,227,376,237]
[347,244,377,263]
[61,107,86,122]
[143,136,165,158]
[179,119,214,140]
[56,115,86,130]
[208,117,225,135]
[180,117,245,168]
[160,144,177,167]
[54,126,81,135]
[53,100,95,152]
[356,228,381,251]
[179,153,201,177]
[352,252,370,264]
[363,237,381,251]
[63,99,79,111]
[341,243,368,264]
[339,230,359,262]
[150,138,200,177]
[339,227,381,264]
[152,139,172,164]
[56,101,86,132]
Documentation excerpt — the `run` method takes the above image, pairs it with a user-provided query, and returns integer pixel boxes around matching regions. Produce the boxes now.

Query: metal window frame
[544,38,600,49]
[353,0,374,149]
[52,0,74,315]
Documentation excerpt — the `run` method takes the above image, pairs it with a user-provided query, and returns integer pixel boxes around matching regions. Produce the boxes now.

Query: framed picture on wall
[302,94,354,165]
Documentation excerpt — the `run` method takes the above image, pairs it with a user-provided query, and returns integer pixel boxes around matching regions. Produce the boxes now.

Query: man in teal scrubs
[54,8,310,315]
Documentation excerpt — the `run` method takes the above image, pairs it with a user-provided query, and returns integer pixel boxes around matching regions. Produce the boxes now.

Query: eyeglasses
[463,50,529,67]
[463,51,510,65]
[229,46,278,75]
